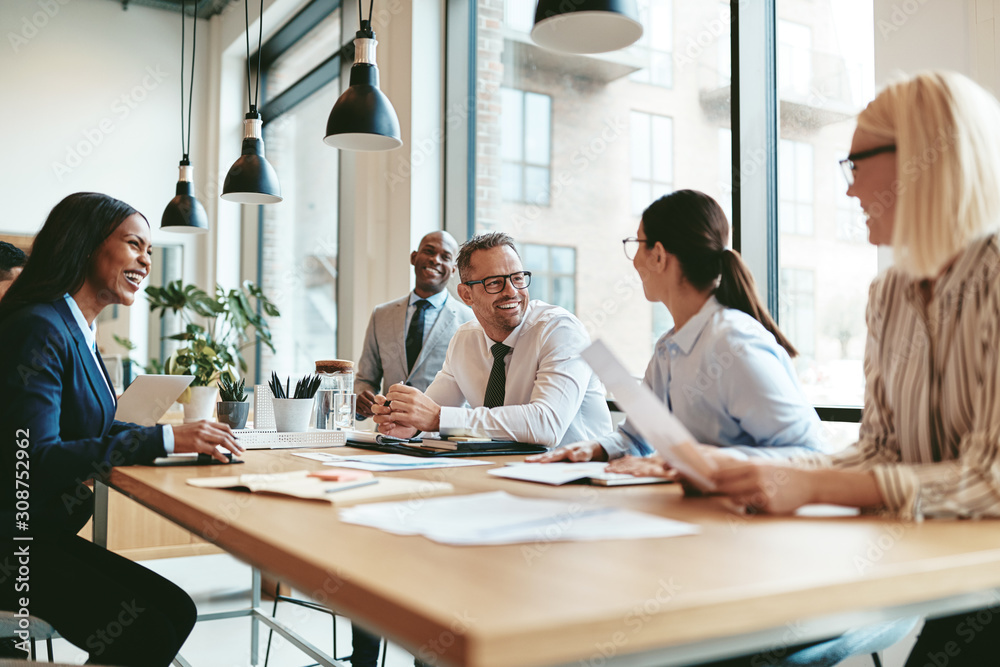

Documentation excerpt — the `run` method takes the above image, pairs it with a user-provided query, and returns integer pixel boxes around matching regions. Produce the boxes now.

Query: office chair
[0,611,56,661]
[263,581,387,667]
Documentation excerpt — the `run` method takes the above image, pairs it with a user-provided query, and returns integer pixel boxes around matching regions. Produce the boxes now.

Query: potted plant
[217,375,250,429]
[146,279,280,423]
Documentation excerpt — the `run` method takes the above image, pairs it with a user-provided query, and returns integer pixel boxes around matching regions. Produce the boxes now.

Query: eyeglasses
[622,237,653,260]
[838,144,896,186]
[463,271,532,294]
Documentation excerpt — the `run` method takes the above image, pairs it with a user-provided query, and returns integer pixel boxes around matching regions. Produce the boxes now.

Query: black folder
[346,440,547,457]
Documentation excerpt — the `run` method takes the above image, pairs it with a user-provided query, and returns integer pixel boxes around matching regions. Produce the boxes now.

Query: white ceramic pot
[271,398,314,432]
[182,386,218,423]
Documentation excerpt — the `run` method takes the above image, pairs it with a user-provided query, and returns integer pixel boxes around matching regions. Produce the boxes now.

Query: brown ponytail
[716,248,798,357]
[641,190,798,358]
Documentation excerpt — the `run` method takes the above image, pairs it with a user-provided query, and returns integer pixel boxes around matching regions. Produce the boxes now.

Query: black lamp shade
[531,0,643,54]
[162,171,209,233]
[324,35,402,151]
[222,114,282,204]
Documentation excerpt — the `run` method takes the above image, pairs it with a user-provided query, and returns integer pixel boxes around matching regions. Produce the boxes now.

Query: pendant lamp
[323,0,402,151]
[531,0,643,54]
[162,0,208,233]
[222,0,282,204]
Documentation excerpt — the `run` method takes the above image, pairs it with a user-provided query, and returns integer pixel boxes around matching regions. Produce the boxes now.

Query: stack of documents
[339,491,699,545]
[489,462,671,486]
[293,451,492,472]
[187,471,453,504]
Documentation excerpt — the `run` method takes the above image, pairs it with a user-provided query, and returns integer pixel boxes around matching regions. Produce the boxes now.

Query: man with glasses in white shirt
[371,231,612,446]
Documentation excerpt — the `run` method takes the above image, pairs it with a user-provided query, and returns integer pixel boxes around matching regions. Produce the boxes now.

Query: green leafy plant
[219,375,248,402]
[146,279,280,387]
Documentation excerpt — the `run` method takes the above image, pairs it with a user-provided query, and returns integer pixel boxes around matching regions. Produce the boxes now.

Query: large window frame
[445,0,863,422]
[243,0,344,384]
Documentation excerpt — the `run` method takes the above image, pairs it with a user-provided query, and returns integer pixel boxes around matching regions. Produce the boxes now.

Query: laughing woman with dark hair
[0,193,243,666]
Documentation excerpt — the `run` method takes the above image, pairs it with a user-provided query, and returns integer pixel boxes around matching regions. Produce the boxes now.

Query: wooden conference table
[97,449,1000,667]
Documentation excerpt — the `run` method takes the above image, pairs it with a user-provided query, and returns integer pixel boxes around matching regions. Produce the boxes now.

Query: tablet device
[115,375,194,426]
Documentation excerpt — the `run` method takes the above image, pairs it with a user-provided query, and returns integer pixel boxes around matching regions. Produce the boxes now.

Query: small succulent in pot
[217,375,250,429]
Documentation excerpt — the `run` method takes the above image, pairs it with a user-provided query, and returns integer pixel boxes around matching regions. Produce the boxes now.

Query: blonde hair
[857,71,1000,277]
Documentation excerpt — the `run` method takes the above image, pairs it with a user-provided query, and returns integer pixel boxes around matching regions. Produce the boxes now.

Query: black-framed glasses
[838,144,896,186]
[622,237,653,260]
[463,271,532,294]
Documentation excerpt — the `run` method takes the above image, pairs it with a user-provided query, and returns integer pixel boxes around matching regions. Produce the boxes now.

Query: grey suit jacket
[355,291,474,395]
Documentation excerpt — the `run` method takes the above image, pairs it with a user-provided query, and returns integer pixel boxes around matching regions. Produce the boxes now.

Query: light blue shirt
[404,289,449,343]
[596,296,821,459]
[62,294,174,454]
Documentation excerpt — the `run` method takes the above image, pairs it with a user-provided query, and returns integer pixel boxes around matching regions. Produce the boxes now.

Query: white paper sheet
[582,340,718,491]
[339,491,699,545]
[292,451,491,471]
[489,462,669,486]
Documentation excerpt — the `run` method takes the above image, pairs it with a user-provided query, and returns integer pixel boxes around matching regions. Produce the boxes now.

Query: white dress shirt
[429,300,613,446]
[596,296,822,459]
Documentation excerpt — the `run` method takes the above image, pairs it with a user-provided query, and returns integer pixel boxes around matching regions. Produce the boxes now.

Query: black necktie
[405,299,431,373]
[483,342,511,408]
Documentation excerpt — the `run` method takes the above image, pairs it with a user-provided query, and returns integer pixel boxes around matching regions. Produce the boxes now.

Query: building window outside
[501,87,552,206]
[630,111,673,217]
[629,0,673,88]
[775,0,877,416]
[779,268,815,358]
[777,19,812,99]
[779,139,814,236]
[472,1,730,377]
[521,243,576,313]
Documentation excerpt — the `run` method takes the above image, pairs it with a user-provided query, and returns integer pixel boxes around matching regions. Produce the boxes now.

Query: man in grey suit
[350,230,472,666]
[355,229,473,418]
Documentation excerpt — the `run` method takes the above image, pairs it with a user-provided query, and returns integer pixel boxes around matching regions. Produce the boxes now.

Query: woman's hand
[606,455,675,479]
[711,461,816,514]
[525,440,607,463]
[172,421,244,462]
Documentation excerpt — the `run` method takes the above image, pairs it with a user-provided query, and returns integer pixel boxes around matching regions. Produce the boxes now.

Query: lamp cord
[180,0,196,160]
[245,0,265,113]
[358,0,374,27]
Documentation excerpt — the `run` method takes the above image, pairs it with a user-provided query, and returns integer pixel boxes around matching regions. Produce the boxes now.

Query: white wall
[0,0,214,362]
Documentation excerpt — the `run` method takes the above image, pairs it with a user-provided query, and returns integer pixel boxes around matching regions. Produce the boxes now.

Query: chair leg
[263,584,281,667]
[871,652,883,667]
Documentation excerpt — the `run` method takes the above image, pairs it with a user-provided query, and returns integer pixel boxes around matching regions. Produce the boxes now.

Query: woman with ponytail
[530,188,821,463]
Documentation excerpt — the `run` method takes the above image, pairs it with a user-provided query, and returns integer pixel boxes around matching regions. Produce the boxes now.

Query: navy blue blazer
[1,298,166,536]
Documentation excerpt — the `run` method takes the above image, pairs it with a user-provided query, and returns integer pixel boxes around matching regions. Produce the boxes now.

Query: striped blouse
[796,234,1000,520]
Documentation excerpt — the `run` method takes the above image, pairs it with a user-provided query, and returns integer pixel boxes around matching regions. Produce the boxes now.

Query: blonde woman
[711,71,1000,664]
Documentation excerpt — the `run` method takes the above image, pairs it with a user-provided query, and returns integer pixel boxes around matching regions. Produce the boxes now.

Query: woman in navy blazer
[0,193,242,665]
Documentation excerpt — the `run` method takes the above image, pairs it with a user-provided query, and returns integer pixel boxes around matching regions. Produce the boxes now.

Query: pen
[325,478,379,493]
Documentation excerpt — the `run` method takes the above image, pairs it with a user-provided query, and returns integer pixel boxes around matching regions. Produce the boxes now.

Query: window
[630,111,673,217]
[776,0,877,410]
[779,268,815,358]
[249,1,342,380]
[521,243,575,313]
[465,0,731,377]
[501,88,552,205]
[779,140,814,236]
[777,19,812,99]
[629,0,673,88]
